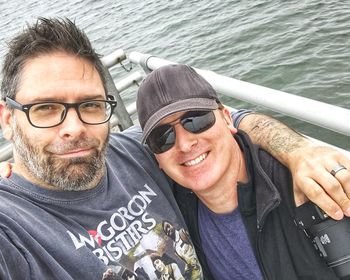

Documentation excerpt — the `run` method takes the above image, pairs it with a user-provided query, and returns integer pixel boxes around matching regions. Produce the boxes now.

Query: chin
[183,172,217,190]
[182,181,212,192]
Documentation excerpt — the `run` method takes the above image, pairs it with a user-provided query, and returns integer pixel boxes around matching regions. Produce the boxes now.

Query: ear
[220,107,237,135]
[0,101,14,140]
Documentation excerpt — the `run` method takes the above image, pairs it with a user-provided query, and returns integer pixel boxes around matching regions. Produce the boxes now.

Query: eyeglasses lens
[29,103,65,128]
[29,101,112,127]
[78,101,111,124]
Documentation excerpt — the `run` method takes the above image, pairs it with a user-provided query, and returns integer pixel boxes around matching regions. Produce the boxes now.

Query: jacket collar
[235,130,281,229]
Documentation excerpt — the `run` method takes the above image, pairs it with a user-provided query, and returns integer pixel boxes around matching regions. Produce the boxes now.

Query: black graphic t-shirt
[0,126,202,280]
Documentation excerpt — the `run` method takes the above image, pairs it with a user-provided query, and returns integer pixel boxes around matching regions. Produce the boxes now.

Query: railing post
[104,68,134,130]
[100,49,134,131]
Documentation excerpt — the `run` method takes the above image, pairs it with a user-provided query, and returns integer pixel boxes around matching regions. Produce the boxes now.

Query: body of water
[0,0,349,149]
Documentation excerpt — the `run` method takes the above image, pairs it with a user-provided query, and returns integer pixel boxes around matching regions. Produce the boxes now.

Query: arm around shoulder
[233,111,350,221]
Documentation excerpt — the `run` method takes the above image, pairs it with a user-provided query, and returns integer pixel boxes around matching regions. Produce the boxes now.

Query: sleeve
[231,109,254,128]
[0,228,30,280]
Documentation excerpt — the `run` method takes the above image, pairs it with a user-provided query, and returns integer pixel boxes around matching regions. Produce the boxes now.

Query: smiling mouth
[183,152,208,167]
[56,148,94,158]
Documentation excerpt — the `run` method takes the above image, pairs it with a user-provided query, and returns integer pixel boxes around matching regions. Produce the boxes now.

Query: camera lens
[310,217,350,278]
[295,201,350,279]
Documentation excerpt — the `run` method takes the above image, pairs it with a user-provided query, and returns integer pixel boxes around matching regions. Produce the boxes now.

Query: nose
[58,107,87,139]
[174,124,198,152]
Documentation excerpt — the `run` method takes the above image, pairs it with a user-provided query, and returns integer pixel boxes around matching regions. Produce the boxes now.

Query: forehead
[16,51,105,102]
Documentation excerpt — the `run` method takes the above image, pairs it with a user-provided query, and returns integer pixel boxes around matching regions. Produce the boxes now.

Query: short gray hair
[1,17,107,100]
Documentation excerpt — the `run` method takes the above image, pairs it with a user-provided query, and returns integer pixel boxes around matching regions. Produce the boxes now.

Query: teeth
[184,153,208,166]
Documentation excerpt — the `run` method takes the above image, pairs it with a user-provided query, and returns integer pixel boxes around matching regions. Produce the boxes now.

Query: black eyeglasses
[5,95,117,128]
[146,110,216,154]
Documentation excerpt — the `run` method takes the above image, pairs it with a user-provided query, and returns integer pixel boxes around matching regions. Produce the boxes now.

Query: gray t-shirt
[0,126,202,280]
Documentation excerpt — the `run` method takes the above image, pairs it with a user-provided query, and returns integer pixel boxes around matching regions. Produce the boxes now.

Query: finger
[306,156,350,216]
[316,171,350,217]
[334,168,350,196]
[332,157,350,183]
[0,161,12,178]
[325,155,350,181]
[330,164,350,216]
[293,189,308,207]
[294,177,344,220]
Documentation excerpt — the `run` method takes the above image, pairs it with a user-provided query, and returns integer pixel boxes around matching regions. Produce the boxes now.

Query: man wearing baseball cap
[136,64,341,279]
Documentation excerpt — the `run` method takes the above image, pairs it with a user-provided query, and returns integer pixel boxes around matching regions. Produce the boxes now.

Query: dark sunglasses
[146,110,216,154]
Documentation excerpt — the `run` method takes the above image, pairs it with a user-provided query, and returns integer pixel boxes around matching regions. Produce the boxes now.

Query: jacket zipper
[255,199,281,280]
[256,226,269,280]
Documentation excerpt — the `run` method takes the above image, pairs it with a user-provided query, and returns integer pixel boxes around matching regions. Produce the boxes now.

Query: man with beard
[0,17,188,280]
[0,17,349,280]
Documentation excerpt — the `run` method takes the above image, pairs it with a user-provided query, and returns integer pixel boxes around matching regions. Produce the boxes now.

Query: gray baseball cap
[137,64,221,144]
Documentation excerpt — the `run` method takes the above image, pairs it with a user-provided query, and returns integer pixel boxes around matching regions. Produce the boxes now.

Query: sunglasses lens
[147,125,176,154]
[147,110,216,154]
[182,111,216,134]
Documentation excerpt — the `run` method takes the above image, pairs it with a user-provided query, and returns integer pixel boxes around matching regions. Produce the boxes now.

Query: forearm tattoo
[239,113,308,159]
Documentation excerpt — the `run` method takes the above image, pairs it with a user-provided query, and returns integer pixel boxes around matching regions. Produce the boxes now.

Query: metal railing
[0,49,348,161]
[129,51,350,138]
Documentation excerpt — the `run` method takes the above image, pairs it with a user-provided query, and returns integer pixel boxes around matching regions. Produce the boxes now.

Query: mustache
[45,138,100,154]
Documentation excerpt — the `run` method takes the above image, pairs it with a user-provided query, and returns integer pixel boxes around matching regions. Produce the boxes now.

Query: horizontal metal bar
[126,102,137,116]
[129,51,350,137]
[114,71,144,93]
[101,49,127,69]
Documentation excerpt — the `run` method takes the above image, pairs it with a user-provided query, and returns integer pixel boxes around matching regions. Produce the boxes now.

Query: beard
[12,120,109,191]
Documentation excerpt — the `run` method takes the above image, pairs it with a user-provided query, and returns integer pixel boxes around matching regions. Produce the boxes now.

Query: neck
[195,143,248,214]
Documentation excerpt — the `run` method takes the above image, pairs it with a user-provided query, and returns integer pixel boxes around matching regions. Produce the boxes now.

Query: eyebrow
[25,94,106,103]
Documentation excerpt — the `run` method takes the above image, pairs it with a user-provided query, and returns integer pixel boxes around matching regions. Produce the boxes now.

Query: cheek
[14,118,52,147]
[155,154,167,169]
[90,125,109,145]
[29,131,56,150]
[210,121,234,145]
[155,153,178,177]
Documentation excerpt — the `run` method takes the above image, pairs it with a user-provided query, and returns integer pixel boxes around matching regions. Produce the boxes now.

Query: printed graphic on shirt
[67,183,201,280]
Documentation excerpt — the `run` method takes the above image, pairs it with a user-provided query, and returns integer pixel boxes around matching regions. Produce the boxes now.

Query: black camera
[295,201,350,279]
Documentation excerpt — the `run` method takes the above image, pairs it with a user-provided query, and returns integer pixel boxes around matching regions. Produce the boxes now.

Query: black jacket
[173,131,339,280]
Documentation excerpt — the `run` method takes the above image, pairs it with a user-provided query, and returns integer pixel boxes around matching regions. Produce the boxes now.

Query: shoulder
[106,127,177,200]
[109,125,143,147]
[236,130,287,173]
[107,125,156,164]
[236,130,291,197]
[0,182,25,208]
